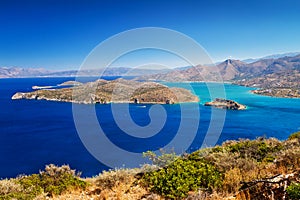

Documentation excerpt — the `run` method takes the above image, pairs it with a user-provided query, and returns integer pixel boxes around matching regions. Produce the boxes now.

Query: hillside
[136,54,300,98]
[1,132,299,200]
[234,70,300,98]
[233,55,300,97]
[11,79,199,104]
[137,54,300,82]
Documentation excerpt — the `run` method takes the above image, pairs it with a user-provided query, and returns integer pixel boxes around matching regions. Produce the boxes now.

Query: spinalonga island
[11,78,199,104]
[204,98,246,110]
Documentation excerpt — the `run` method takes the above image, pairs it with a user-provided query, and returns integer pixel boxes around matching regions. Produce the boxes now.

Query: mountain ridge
[1,53,300,84]
[136,54,300,82]
[0,67,171,78]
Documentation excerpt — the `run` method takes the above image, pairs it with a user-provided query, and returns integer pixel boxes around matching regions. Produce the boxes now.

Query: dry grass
[48,168,163,200]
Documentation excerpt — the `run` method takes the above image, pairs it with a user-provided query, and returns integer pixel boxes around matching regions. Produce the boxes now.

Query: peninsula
[11,79,199,104]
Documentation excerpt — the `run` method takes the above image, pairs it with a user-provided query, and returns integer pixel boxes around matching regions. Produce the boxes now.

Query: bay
[0,77,299,178]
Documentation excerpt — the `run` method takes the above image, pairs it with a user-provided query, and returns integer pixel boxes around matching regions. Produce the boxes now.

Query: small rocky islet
[11,79,199,104]
[204,98,246,110]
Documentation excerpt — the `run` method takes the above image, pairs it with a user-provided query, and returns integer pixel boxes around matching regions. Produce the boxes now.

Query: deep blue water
[0,77,299,178]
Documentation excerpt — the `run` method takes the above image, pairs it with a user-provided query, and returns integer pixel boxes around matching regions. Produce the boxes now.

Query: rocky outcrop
[204,98,246,110]
[11,79,199,104]
[234,170,300,200]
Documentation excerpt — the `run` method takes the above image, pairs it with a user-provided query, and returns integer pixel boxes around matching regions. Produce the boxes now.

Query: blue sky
[1,0,300,69]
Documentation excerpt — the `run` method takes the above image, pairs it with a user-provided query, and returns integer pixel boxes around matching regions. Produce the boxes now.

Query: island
[11,78,199,104]
[204,98,246,110]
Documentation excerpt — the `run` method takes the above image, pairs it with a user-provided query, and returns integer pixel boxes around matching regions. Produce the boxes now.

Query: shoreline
[250,89,300,99]
[12,98,200,105]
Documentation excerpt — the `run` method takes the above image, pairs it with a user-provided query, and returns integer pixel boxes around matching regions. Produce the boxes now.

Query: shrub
[142,157,222,199]
[224,138,282,162]
[287,182,300,200]
[96,168,137,190]
[143,149,178,167]
[0,179,22,195]
[41,164,86,196]
[94,168,151,200]
[17,164,87,197]
[275,147,300,170]
[288,132,300,140]
[0,177,42,200]
[222,168,242,193]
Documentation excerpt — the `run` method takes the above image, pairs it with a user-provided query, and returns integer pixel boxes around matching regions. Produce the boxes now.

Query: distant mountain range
[137,54,300,82]
[0,52,299,80]
[0,67,171,78]
[134,53,300,98]
[0,67,51,78]
[242,52,300,63]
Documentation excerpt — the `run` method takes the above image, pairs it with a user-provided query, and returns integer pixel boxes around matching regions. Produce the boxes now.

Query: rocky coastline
[234,69,300,98]
[251,88,300,98]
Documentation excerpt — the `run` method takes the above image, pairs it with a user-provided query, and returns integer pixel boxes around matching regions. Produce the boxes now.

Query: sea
[0,77,299,178]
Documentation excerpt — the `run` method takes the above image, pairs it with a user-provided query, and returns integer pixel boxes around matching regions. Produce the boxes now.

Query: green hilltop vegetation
[1,132,300,200]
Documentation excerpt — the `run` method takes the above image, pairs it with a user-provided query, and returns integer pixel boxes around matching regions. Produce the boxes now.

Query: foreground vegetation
[0,165,87,200]
[1,132,300,200]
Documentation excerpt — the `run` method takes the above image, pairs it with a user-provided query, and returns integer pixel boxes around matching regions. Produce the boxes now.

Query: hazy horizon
[1,51,300,71]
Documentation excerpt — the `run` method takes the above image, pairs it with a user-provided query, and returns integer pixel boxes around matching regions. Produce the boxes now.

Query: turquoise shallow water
[0,78,299,178]
[168,82,300,141]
